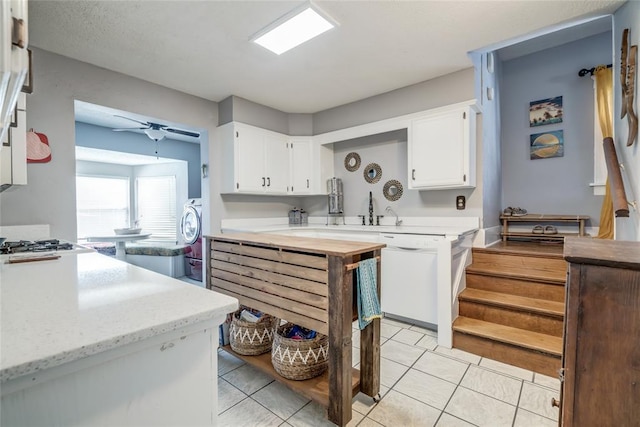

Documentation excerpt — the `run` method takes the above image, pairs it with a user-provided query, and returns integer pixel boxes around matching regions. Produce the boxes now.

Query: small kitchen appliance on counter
[326,177,345,225]
[288,208,308,225]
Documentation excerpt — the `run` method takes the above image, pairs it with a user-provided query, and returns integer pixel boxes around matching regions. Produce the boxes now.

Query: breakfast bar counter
[207,232,385,427]
[1,252,238,426]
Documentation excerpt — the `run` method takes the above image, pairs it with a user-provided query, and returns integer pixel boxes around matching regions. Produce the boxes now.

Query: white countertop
[221,216,479,239]
[0,252,238,383]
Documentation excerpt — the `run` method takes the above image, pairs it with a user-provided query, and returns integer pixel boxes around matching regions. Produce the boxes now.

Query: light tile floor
[217,317,560,427]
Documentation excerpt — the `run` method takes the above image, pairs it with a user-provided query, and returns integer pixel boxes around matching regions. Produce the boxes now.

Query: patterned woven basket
[229,310,279,356]
[271,322,329,381]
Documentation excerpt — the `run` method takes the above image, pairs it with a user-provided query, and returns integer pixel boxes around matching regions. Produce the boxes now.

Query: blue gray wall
[500,31,612,226]
[75,122,201,199]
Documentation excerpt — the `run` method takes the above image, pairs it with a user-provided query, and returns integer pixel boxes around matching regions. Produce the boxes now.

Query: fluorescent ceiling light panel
[253,5,335,55]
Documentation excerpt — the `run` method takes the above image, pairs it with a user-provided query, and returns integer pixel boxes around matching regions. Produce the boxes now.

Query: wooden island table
[206,232,385,426]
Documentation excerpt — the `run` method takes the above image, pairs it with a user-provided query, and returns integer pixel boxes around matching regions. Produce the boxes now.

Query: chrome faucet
[385,206,402,226]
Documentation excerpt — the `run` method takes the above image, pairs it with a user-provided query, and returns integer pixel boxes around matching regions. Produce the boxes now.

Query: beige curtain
[595,66,614,239]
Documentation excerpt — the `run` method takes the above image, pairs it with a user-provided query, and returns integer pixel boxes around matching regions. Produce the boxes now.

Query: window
[136,175,177,242]
[76,176,129,239]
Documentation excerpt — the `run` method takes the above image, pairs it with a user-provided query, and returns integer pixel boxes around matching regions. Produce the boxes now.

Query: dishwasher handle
[385,246,421,251]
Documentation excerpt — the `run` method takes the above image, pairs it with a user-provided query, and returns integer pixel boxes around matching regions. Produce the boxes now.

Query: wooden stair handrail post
[602,137,630,217]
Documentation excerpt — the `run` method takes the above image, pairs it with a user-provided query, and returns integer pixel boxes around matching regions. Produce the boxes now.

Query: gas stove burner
[0,239,75,254]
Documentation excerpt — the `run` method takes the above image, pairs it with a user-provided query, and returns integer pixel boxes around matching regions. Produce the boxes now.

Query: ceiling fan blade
[112,127,149,131]
[163,127,201,138]
[113,115,150,126]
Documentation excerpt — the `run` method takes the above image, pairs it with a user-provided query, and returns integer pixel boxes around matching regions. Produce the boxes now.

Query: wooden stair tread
[473,241,565,259]
[466,266,566,284]
[459,288,564,317]
[453,317,563,356]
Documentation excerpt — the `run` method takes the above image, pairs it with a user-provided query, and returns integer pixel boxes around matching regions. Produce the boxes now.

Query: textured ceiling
[29,0,624,114]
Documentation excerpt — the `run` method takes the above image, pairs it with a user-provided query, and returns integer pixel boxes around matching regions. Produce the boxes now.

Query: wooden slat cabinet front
[560,238,640,426]
[206,233,385,427]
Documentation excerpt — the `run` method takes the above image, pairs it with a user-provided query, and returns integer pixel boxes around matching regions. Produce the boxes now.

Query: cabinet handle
[551,398,560,408]
[11,18,26,49]
[412,169,416,180]
[306,179,309,188]
[262,177,265,187]
[2,129,11,147]
[267,177,271,187]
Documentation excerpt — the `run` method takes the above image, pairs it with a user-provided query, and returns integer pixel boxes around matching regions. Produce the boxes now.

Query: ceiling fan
[112,115,201,142]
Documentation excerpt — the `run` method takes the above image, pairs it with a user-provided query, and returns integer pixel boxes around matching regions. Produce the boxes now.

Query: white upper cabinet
[289,137,334,195]
[222,122,290,194]
[0,0,29,144]
[220,123,334,196]
[290,138,313,195]
[263,131,290,193]
[408,101,478,190]
[1,92,27,189]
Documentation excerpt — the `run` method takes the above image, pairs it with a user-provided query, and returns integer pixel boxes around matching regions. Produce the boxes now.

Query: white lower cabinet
[1,93,26,190]
[1,321,220,426]
[408,100,478,190]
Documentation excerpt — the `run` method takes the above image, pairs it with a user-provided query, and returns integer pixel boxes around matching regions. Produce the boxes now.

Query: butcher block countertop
[211,232,386,256]
[0,252,238,383]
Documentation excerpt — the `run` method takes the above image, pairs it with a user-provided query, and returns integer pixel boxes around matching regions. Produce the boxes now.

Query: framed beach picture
[530,130,564,160]
[529,96,563,127]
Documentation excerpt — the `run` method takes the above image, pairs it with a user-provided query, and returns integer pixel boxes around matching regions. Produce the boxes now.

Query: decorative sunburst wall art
[530,130,564,160]
[529,96,563,127]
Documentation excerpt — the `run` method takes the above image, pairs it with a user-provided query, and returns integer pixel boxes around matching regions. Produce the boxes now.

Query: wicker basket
[229,310,278,356]
[271,323,329,380]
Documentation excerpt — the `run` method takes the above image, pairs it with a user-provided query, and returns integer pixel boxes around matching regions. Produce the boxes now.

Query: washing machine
[180,198,202,281]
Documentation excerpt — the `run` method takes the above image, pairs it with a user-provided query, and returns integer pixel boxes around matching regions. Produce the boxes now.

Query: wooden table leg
[579,219,585,237]
[328,255,353,427]
[502,218,508,242]
[360,250,381,398]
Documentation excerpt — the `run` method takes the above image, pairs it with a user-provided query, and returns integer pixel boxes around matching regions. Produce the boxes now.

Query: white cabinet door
[235,123,266,193]
[290,138,312,194]
[408,102,477,190]
[0,0,28,144]
[219,122,334,196]
[263,132,289,194]
[1,93,26,189]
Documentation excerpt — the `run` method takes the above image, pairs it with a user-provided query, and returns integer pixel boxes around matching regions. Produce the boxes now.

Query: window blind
[136,175,177,242]
[76,176,130,239]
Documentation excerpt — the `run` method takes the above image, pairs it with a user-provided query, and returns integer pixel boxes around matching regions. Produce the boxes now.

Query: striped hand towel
[356,258,382,330]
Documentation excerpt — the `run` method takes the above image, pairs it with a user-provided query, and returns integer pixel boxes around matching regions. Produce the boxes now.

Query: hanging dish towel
[356,258,382,330]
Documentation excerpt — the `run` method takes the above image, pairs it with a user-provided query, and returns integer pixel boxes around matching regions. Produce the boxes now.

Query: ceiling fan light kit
[144,128,165,142]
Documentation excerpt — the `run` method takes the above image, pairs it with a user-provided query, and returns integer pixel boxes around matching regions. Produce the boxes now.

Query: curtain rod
[578,64,612,77]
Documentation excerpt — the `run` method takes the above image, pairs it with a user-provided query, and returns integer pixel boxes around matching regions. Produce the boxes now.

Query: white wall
[614,2,640,241]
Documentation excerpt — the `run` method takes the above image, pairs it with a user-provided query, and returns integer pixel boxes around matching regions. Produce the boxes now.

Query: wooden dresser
[560,237,640,426]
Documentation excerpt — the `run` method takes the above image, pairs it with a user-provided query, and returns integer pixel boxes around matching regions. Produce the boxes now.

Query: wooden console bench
[500,214,589,242]
[206,233,385,426]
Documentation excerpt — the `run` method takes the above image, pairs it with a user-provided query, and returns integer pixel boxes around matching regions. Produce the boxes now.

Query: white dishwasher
[380,233,443,327]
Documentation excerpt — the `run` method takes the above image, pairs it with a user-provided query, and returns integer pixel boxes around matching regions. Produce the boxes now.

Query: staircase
[452,242,566,377]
